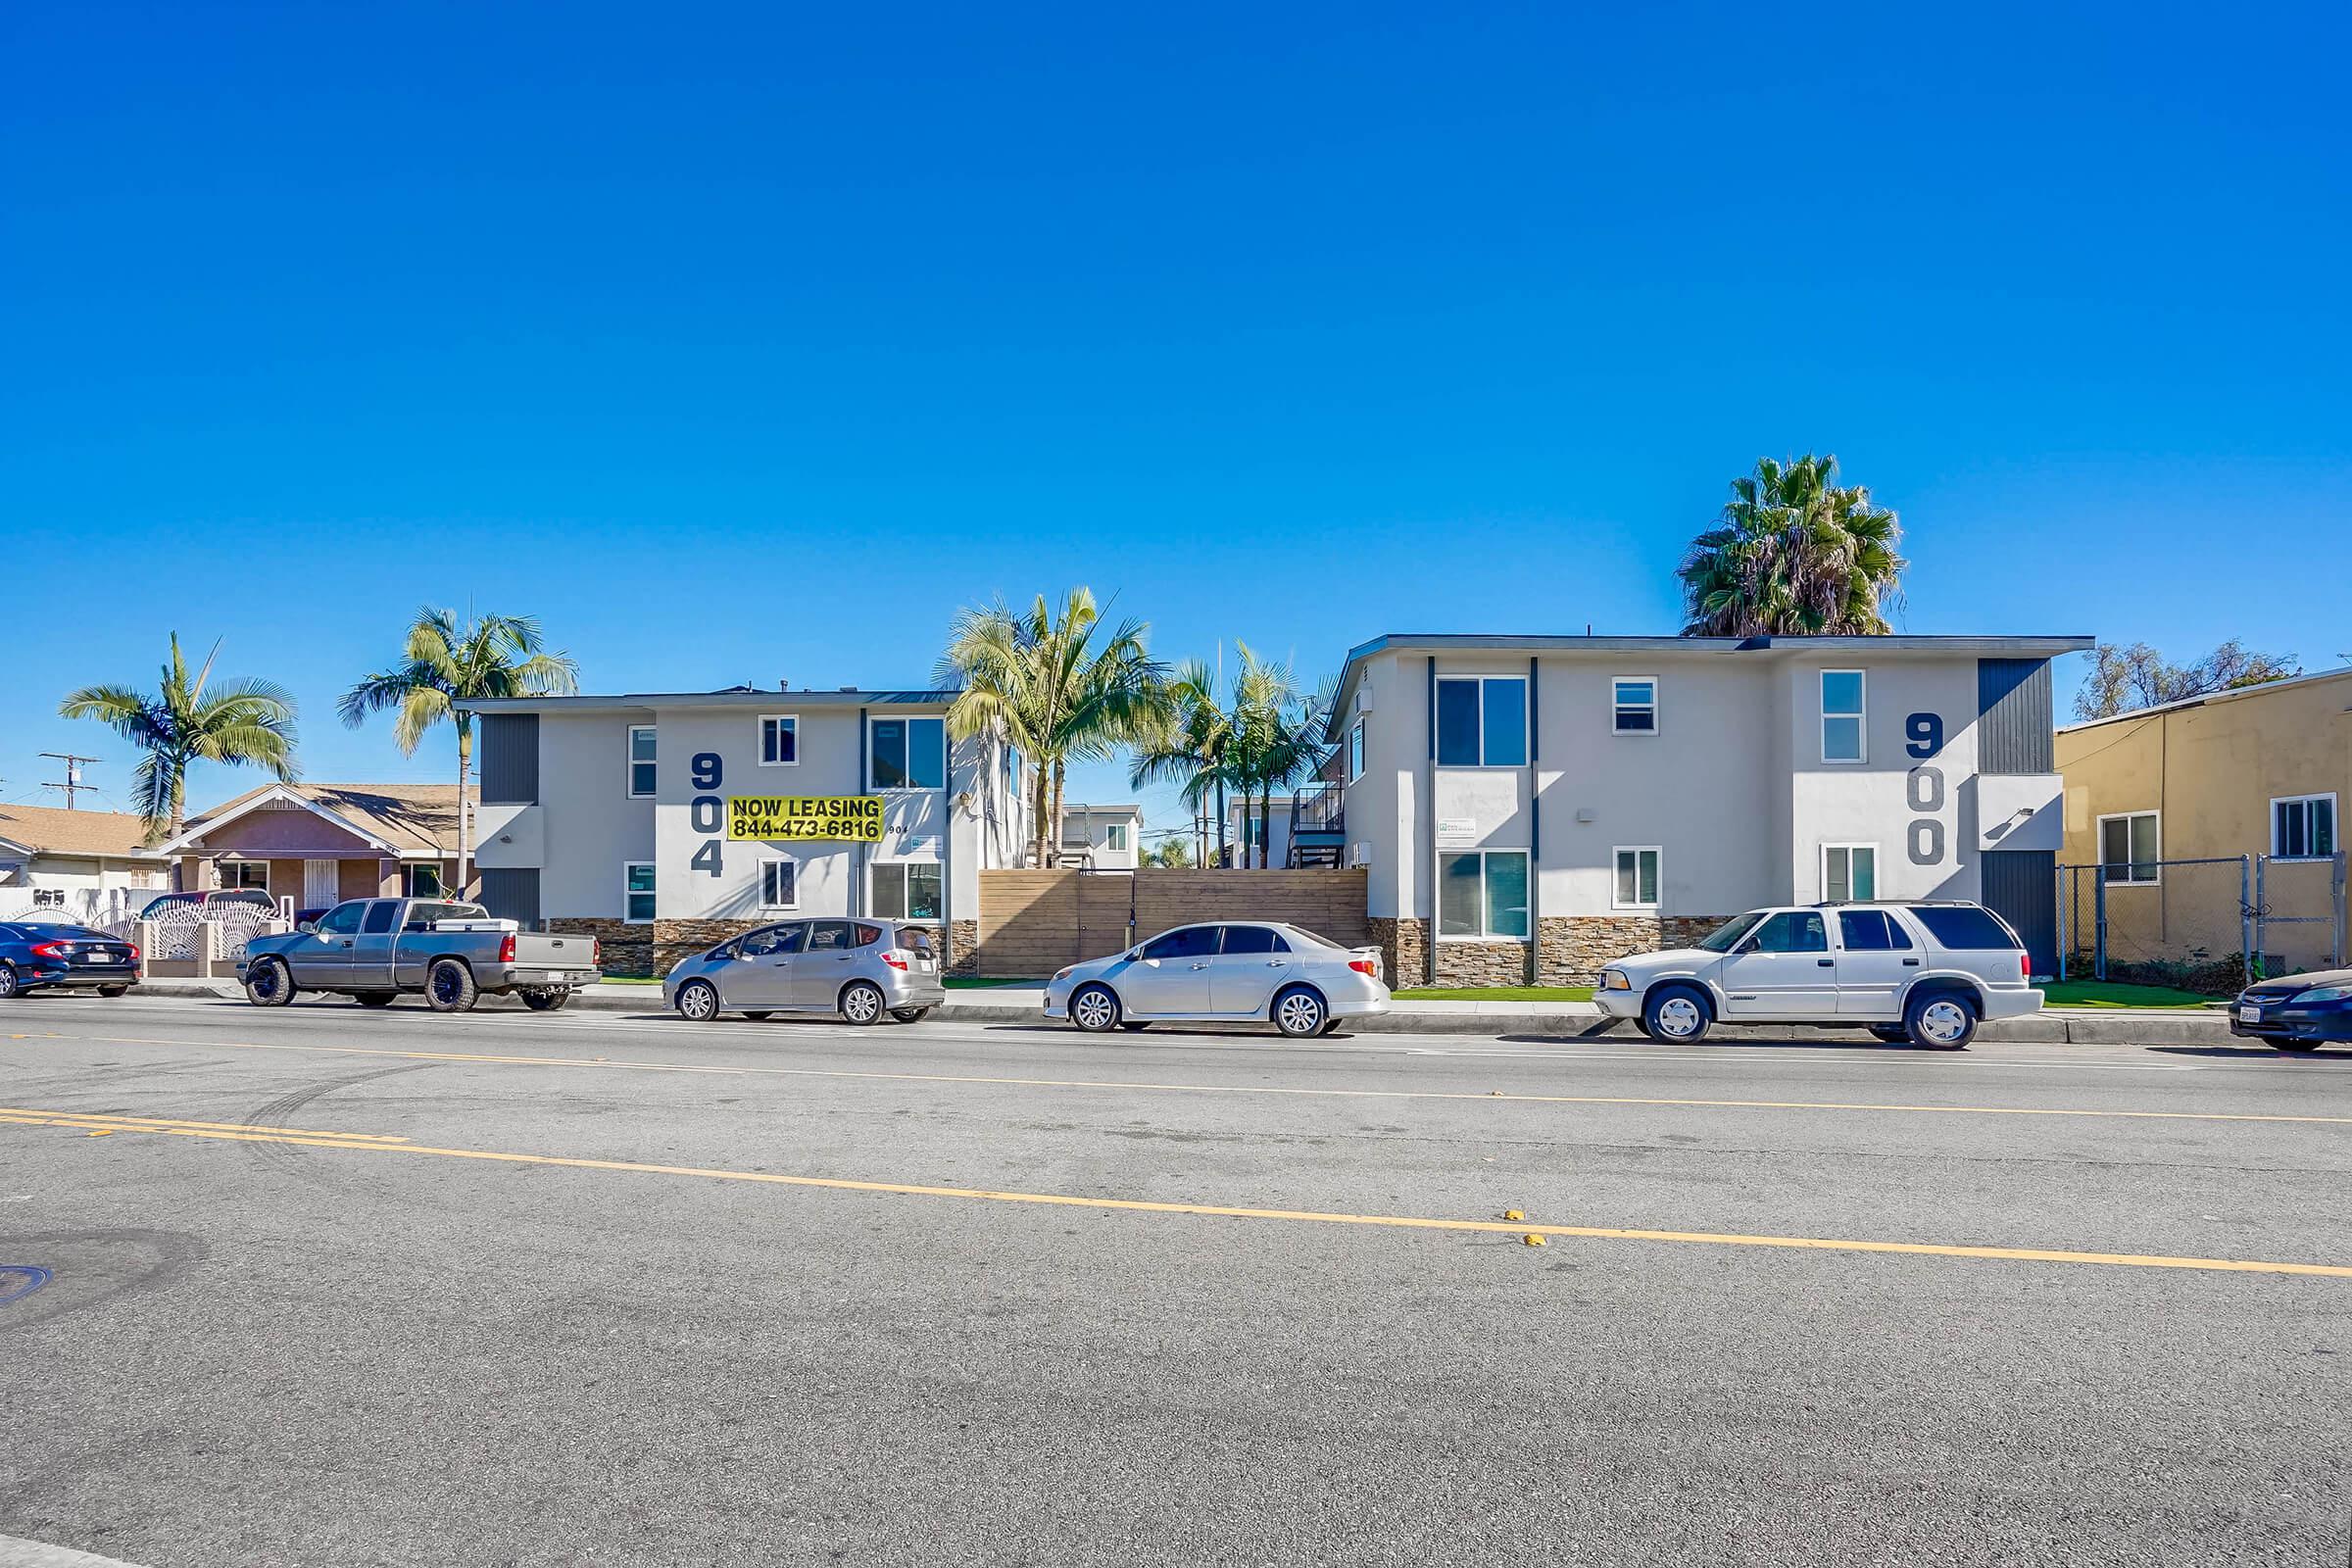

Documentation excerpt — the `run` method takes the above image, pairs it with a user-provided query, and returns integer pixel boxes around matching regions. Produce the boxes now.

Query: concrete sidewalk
[116,976,2238,1045]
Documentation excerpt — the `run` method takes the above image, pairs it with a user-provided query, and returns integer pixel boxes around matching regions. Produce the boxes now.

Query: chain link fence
[2061,853,2347,990]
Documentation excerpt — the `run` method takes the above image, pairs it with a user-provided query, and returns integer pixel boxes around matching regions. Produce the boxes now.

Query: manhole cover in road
[0,1265,54,1304]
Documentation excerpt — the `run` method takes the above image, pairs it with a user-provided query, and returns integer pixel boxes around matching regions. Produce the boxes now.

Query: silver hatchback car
[665,918,946,1025]
[1046,920,1391,1037]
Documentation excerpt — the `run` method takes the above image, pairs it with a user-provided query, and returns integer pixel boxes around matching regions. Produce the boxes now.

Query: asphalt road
[2,994,2347,1567]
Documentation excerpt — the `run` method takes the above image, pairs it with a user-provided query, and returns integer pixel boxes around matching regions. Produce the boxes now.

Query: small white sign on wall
[897,835,944,858]
[1436,817,1477,846]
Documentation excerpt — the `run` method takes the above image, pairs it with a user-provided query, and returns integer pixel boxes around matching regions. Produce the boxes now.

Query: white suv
[1594,903,2041,1049]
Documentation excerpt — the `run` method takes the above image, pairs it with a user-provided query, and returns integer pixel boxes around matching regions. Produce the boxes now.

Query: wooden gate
[973,869,1371,978]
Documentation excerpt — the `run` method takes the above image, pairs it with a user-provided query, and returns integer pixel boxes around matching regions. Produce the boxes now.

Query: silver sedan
[1045,921,1390,1037]
[665,918,945,1025]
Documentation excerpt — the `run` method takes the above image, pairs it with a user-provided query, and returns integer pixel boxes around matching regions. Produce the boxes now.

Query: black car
[2230,968,2352,1052]
[0,921,143,999]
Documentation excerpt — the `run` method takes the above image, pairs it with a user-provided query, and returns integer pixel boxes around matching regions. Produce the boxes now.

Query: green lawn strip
[1390,986,1596,1004]
[2041,979,2221,1010]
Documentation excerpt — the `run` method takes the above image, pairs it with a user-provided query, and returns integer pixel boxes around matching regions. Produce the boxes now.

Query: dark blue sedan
[0,922,142,999]
[2230,968,2352,1053]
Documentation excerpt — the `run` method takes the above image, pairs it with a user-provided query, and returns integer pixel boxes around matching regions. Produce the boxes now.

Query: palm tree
[1678,454,1905,636]
[338,608,579,892]
[59,634,300,843]
[1127,660,1236,867]
[1224,648,1335,867]
[936,589,1167,867]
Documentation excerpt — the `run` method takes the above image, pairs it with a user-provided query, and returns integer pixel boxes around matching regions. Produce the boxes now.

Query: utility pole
[39,753,101,809]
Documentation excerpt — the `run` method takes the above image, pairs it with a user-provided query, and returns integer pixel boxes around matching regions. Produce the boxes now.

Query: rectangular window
[871,862,944,921]
[1104,824,1129,852]
[1612,847,1660,909]
[1822,844,1877,903]
[219,861,269,891]
[759,858,798,910]
[1348,718,1365,782]
[404,863,444,899]
[1837,909,1914,952]
[1436,677,1527,766]
[623,861,656,923]
[1438,850,1530,940]
[2097,811,2160,885]
[627,725,657,797]
[2273,794,2337,860]
[1612,677,1658,735]
[1820,670,1865,763]
[871,716,946,790]
[760,715,798,767]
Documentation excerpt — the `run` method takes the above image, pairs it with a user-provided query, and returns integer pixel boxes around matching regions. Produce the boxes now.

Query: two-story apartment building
[1326,632,2090,985]
[465,687,1029,974]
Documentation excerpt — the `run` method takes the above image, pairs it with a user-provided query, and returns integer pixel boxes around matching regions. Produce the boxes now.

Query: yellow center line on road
[14,1029,2352,1128]
[4,1103,2347,1279]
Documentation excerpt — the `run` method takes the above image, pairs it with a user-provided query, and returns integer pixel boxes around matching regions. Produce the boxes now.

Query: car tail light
[1348,957,1377,977]
[591,937,601,965]
[499,933,516,963]
[2020,952,2031,980]
[28,942,65,960]
[127,944,142,963]
[881,952,908,970]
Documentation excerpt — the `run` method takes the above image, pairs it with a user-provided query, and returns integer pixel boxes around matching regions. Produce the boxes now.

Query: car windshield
[1694,912,1767,953]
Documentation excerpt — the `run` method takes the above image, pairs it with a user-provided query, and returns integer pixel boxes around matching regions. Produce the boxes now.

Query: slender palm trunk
[1050,760,1066,869]
[1259,782,1273,868]
[1214,777,1227,868]
[1031,766,1053,867]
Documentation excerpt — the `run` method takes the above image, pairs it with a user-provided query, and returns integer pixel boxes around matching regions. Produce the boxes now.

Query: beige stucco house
[153,782,475,909]
[2056,667,2347,975]
[0,803,168,922]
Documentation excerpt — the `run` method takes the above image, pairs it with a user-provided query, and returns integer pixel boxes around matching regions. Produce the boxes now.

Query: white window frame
[758,857,800,911]
[403,862,445,899]
[1820,669,1867,764]
[2096,810,2161,887]
[1104,823,1130,853]
[870,859,944,922]
[626,725,658,798]
[1611,845,1661,910]
[1820,842,1879,903]
[1435,675,1530,769]
[622,860,657,923]
[1611,676,1659,737]
[2271,792,2337,860]
[759,713,800,768]
[1437,848,1532,942]
[1348,717,1365,782]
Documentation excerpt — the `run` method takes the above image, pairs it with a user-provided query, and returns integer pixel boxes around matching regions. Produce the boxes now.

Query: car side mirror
[295,920,318,934]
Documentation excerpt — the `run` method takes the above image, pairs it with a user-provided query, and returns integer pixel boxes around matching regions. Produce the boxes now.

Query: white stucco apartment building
[1326,633,2089,985]
[464,687,1029,974]
[1056,804,1144,869]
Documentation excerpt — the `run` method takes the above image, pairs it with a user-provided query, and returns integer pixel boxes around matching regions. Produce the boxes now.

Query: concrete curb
[119,979,2238,1045]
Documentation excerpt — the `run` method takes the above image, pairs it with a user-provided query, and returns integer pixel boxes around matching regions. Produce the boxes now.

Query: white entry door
[303,859,341,907]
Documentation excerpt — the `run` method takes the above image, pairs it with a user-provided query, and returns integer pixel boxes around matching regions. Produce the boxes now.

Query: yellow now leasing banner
[726,796,885,842]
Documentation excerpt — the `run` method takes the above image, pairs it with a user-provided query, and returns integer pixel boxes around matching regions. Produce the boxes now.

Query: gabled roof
[162,782,475,858]
[0,801,158,859]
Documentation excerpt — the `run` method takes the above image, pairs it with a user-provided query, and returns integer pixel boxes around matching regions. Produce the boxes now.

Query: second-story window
[626,725,657,797]
[1820,671,1865,763]
[760,715,798,766]
[1436,676,1527,766]
[1612,677,1658,734]
[1348,717,1365,781]
[871,716,946,790]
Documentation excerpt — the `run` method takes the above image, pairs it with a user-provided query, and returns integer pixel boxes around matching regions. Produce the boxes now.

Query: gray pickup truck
[237,897,603,1012]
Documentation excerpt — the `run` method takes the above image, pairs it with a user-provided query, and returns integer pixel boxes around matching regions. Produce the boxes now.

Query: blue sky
[4,2,2346,835]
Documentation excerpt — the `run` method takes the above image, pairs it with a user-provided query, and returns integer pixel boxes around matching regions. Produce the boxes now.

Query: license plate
[2239,1004,2261,1024]
[77,950,115,964]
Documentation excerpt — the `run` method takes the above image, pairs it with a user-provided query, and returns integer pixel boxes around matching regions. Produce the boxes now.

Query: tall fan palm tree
[1678,454,1905,636]
[1224,647,1335,868]
[338,608,579,892]
[59,634,301,843]
[936,589,1167,867]
[1127,659,1236,867]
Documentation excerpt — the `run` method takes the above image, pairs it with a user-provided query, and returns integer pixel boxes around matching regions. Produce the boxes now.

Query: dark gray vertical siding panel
[1981,851,2057,977]
[478,713,540,804]
[477,867,541,927]
[1977,659,2053,775]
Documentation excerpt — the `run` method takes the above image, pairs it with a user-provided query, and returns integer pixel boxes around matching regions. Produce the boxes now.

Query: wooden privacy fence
[974,868,1372,978]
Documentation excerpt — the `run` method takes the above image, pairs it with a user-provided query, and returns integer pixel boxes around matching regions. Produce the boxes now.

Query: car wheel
[740,1010,774,1021]
[520,988,570,1011]
[840,981,886,1026]
[425,958,479,1013]
[1905,991,1977,1050]
[1069,983,1121,1033]
[675,980,721,1022]
[354,992,398,1008]
[1643,984,1711,1043]
[891,1007,932,1024]
[96,985,129,999]
[1866,1023,1910,1044]
[1272,985,1328,1038]
[0,963,20,1001]
[244,956,295,1008]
